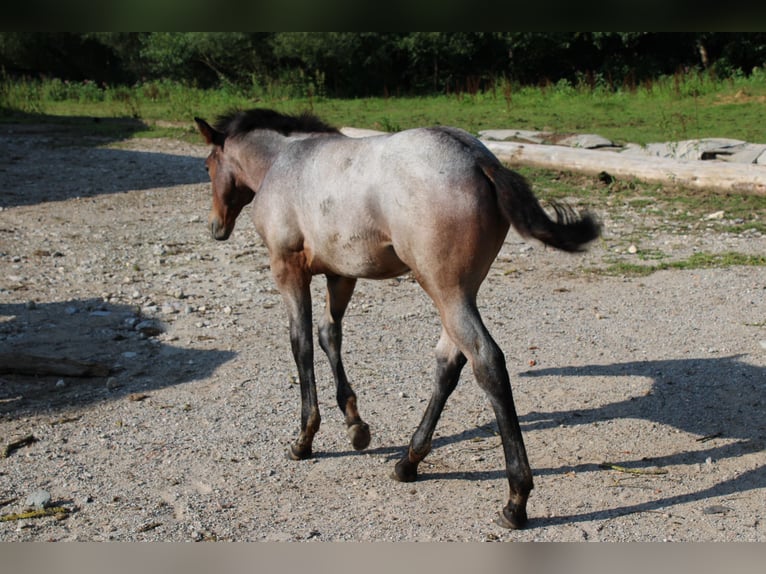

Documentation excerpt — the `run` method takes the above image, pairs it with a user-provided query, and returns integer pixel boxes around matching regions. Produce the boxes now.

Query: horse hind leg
[427,296,533,529]
[317,275,371,451]
[393,328,466,482]
[453,304,533,529]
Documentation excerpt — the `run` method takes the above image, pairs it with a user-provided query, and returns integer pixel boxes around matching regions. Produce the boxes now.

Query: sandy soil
[0,124,764,541]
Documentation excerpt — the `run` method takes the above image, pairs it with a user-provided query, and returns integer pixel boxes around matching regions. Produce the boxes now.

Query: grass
[599,252,766,277]
[515,165,766,230]
[3,69,766,144]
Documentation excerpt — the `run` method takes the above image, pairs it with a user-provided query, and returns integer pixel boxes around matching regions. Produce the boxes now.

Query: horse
[195,108,601,529]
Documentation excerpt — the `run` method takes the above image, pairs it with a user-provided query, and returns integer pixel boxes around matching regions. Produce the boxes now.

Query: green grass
[599,252,766,277]
[515,165,766,232]
[3,70,766,145]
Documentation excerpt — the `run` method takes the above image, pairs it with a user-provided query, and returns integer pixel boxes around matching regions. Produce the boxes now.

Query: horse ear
[195,117,225,147]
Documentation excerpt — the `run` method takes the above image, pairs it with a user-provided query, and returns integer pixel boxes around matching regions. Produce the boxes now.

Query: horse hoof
[347,422,371,451]
[495,503,528,530]
[286,443,312,461]
[391,458,418,483]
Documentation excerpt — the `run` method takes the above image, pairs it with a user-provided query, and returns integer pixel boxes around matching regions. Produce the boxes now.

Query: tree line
[2,32,765,97]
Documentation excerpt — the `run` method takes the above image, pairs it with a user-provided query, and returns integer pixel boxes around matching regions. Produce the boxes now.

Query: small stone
[25,490,52,510]
[705,210,725,220]
[627,244,638,254]
[135,320,163,337]
[89,310,111,317]
[55,379,66,388]
[703,504,731,515]
[105,377,120,390]
[161,302,179,315]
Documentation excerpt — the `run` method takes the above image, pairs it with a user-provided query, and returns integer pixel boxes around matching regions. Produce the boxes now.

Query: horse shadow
[0,298,236,418]
[363,355,765,527]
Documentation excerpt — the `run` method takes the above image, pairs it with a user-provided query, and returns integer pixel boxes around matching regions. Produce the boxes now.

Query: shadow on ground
[358,355,765,527]
[0,117,206,208]
[0,298,235,418]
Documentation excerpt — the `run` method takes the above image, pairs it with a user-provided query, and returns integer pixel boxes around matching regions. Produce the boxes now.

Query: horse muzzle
[209,218,232,241]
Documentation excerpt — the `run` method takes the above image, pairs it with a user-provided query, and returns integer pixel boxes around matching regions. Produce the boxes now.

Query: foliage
[3,33,766,99]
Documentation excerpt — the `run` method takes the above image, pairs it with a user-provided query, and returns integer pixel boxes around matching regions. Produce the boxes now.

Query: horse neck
[230,132,284,191]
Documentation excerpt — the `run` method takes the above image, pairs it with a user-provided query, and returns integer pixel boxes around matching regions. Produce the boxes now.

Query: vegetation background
[3,33,766,97]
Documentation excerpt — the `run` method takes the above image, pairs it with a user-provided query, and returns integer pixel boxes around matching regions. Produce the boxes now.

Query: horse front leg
[317,275,371,451]
[272,257,320,460]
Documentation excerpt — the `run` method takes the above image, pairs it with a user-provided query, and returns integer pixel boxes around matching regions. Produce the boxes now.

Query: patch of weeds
[720,221,766,235]
[627,198,657,210]
[597,251,766,276]
[636,248,668,261]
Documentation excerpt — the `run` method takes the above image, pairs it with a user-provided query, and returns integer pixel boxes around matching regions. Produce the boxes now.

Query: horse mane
[214,108,340,138]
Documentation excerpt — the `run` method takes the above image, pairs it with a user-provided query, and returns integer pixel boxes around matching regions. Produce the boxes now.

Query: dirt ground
[0,123,764,541]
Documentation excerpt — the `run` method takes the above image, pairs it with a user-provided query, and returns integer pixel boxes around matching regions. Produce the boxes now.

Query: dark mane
[214,108,340,138]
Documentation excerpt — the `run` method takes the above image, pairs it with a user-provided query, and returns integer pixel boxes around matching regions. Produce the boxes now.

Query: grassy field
[3,70,766,145]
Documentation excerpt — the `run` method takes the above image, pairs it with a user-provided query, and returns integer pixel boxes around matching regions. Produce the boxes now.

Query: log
[340,127,766,194]
[0,353,110,377]
[483,140,766,195]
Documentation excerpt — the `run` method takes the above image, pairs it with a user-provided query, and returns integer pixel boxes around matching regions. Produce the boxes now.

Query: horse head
[195,117,255,241]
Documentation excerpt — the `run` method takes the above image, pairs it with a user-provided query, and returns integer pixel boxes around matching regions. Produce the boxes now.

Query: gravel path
[0,127,764,541]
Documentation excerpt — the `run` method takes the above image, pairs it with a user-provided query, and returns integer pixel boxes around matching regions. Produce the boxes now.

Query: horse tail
[481,161,601,253]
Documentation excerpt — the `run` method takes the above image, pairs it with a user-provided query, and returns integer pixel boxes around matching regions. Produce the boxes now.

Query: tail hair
[482,162,601,253]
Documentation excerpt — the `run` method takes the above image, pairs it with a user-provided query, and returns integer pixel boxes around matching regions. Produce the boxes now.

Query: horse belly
[308,234,409,279]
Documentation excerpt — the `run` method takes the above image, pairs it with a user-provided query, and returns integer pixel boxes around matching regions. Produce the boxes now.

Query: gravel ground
[0,125,764,541]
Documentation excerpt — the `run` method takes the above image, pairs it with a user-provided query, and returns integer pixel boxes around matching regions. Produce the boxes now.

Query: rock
[621,138,747,161]
[705,211,726,220]
[25,490,52,510]
[628,244,638,254]
[479,129,550,144]
[89,310,111,317]
[720,144,766,164]
[135,320,163,337]
[161,302,180,315]
[556,133,616,149]
[703,504,731,515]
